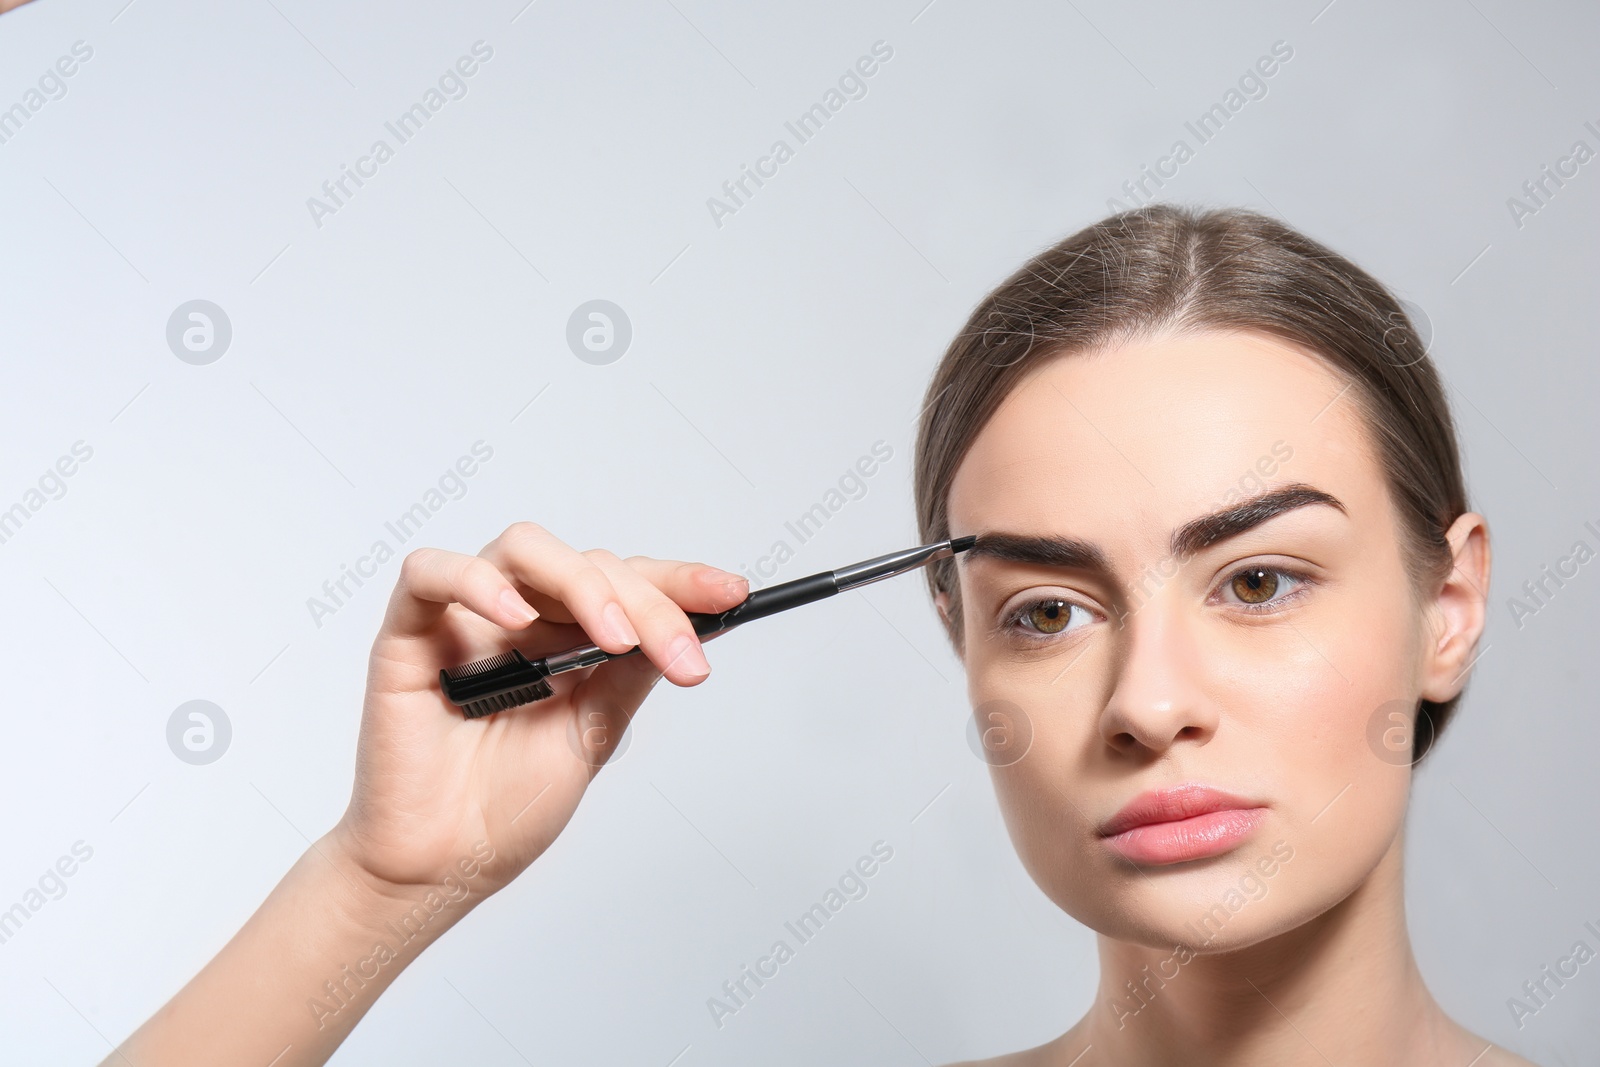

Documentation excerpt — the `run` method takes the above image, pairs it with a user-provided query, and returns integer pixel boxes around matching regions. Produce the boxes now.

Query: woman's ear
[1418,511,1491,703]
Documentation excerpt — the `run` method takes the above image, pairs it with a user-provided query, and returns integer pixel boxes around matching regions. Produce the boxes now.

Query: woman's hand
[331,521,749,899]
[105,523,746,1067]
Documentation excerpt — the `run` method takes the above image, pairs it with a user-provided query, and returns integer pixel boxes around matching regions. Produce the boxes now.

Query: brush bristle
[460,677,555,719]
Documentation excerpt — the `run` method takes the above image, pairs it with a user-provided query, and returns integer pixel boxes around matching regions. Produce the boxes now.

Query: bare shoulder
[942,1034,1080,1067]
[941,1029,1540,1067]
[1439,1022,1539,1067]
[1474,1045,1542,1067]
[1450,1021,1541,1067]
[942,1052,1042,1067]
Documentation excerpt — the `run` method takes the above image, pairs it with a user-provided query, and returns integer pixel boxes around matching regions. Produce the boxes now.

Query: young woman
[107,204,1528,1066]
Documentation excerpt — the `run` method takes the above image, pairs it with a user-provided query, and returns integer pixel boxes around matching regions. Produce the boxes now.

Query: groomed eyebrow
[961,483,1347,575]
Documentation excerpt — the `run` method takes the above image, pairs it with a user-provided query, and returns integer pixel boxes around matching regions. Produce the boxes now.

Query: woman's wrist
[292,831,484,1041]
[108,828,496,1067]
[315,824,498,958]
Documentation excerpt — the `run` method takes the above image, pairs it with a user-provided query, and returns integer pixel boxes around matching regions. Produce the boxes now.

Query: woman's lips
[1098,785,1267,866]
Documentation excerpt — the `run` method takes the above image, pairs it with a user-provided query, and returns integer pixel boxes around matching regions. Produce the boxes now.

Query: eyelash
[998,564,1316,643]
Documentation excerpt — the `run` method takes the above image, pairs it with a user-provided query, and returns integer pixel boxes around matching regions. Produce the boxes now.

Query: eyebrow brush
[440,535,977,719]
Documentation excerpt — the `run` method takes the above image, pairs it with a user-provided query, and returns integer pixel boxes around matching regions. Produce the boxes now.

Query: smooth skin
[937,329,1529,1066]
[103,525,748,1066]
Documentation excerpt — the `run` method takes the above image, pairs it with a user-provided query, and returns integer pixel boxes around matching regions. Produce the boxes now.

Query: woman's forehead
[948,330,1378,535]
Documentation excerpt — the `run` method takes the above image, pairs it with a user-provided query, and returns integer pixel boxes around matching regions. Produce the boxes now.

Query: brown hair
[913,203,1470,763]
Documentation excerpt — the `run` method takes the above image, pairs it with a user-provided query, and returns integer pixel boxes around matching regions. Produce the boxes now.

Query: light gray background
[0,0,1595,1063]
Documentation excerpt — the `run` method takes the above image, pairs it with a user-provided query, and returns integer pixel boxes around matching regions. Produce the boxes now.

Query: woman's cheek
[1209,625,1343,758]
[969,647,1105,776]
[1293,577,1426,789]
[1237,600,1417,906]
[986,754,1098,919]
[978,672,1113,907]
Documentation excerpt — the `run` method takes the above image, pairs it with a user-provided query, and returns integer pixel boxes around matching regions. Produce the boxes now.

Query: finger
[620,554,749,615]
[511,554,748,624]
[479,523,637,655]
[384,547,541,640]
[583,550,721,686]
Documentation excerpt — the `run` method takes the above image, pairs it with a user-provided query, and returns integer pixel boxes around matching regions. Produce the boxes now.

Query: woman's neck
[1055,831,1474,1067]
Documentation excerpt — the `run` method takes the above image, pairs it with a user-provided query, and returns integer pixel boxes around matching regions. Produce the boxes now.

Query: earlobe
[1419,512,1492,703]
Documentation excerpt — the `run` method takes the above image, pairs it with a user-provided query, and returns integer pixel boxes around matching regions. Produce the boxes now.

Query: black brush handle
[604,571,844,653]
[687,571,839,635]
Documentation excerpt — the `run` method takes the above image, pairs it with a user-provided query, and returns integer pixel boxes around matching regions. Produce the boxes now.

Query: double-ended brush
[440,535,977,719]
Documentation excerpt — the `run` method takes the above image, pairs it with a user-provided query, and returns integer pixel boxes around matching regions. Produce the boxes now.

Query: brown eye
[1028,600,1073,633]
[1004,596,1094,641]
[1231,567,1279,604]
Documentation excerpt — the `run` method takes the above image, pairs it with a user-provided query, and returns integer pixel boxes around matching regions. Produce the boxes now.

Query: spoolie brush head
[440,648,556,719]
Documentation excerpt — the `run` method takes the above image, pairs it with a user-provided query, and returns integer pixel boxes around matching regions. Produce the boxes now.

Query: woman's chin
[1083,897,1301,956]
[1041,836,1312,953]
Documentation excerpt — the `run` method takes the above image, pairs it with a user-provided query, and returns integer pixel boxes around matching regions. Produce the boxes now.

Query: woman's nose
[1098,594,1219,756]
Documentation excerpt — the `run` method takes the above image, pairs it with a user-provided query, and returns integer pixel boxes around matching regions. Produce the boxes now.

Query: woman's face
[941,328,1463,951]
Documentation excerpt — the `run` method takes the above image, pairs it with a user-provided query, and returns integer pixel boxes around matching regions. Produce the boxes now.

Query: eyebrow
[960,483,1347,575]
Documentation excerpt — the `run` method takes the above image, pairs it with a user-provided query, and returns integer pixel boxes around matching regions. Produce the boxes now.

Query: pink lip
[1098,784,1267,866]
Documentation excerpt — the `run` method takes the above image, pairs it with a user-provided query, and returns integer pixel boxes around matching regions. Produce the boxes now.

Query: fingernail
[500,589,537,624]
[720,578,749,600]
[603,602,640,646]
[667,633,710,679]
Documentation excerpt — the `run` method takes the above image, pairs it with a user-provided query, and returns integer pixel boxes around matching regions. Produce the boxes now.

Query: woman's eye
[1220,565,1307,612]
[1004,597,1094,640]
